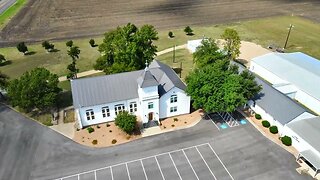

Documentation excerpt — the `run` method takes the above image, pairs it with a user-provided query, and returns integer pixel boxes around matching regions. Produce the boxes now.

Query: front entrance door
[148,112,153,121]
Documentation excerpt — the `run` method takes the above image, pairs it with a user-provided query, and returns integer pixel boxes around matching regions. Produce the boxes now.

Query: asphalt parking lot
[58,143,233,180]
[0,104,310,180]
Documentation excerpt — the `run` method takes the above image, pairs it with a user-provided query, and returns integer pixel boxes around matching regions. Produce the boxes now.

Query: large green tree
[221,28,241,60]
[186,60,261,113]
[193,38,227,68]
[7,68,62,112]
[94,23,158,74]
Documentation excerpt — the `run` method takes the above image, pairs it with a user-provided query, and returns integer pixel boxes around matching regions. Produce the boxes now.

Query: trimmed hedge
[281,136,292,146]
[262,120,270,128]
[255,114,262,119]
[269,126,278,134]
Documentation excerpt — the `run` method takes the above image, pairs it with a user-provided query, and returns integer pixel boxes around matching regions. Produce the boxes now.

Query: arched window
[170,95,177,103]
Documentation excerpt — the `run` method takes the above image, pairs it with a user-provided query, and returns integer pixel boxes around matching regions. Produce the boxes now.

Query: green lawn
[0,16,319,80]
[155,16,320,58]
[157,49,193,80]
[0,0,27,29]
[0,38,103,79]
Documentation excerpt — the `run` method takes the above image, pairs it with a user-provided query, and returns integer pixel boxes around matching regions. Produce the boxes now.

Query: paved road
[0,104,311,180]
[0,0,16,14]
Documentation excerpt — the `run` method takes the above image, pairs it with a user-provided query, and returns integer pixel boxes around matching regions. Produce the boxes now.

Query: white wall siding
[79,98,140,127]
[159,87,190,119]
[250,62,286,85]
[248,102,285,133]
[295,90,320,115]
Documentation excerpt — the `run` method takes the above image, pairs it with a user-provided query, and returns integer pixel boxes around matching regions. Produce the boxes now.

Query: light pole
[283,24,294,49]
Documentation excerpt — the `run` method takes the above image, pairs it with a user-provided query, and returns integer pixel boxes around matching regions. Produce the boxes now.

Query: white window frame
[170,95,177,103]
[86,109,95,120]
[129,102,137,113]
[148,102,154,109]
[102,106,110,118]
[170,106,177,113]
[115,104,125,115]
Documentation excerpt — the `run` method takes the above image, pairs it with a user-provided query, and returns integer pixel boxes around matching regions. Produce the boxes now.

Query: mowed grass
[0,38,102,79]
[0,16,319,80]
[157,49,193,80]
[155,16,320,57]
[0,0,27,29]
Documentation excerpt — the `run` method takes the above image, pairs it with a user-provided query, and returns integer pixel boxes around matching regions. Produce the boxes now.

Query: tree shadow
[25,51,36,55]
[91,44,98,47]
[0,60,12,66]
[57,91,73,109]
[172,67,182,74]
[50,49,60,53]
[186,33,195,36]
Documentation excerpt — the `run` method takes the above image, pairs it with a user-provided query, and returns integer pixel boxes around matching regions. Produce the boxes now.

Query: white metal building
[283,117,320,178]
[250,52,320,115]
[71,60,190,128]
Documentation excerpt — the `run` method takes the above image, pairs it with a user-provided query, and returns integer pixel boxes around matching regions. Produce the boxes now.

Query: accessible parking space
[207,111,248,130]
[57,143,234,180]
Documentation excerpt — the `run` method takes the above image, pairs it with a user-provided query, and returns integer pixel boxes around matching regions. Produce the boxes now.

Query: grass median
[0,0,27,29]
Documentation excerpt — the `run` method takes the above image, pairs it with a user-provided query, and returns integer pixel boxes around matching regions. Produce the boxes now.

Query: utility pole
[172,45,176,63]
[284,24,294,49]
[180,62,182,78]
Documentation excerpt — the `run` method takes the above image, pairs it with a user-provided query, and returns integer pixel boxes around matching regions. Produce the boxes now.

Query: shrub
[171,124,175,127]
[0,54,6,64]
[97,125,100,129]
[89,39,95,47]
[173,118,178,122]
[269,126,278,134]
[184,26,193,35]
[126,135,131,140]
[42,41,54,52]
[66,40,73,47]
[168,31,174,38]
[17,42,28,55]
[262,120,270,128]
[115,111,137,134]
[106,123,110,127]
[184,121,187,124]
[111,139,117,144]
[92,140,98,145]
[109,130,112,133]
[87,127,94,133]
[255,114,262,119]
[281,136,292,146]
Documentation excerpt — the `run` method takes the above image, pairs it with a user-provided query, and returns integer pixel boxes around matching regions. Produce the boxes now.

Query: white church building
[71,60,190,128]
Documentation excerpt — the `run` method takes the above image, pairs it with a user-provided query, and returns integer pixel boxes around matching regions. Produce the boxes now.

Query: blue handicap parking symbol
[240,119,247,125]
[220,123,228,129]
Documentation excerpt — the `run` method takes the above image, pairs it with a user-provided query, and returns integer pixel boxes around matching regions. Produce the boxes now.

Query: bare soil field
[0,0,320,47]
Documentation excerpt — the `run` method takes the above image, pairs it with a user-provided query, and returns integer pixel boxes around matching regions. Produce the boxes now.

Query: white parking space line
[182,150,200,180]
[110,167,114,180]
[140,160,148,180]
[168,153,182,180]
[155,157,165,180]
[126,163,132,180]
[57,142,223,180]
[207,143,234,180]
[206,114,220,130]
[195,146,217,180]
[94,170,97,180]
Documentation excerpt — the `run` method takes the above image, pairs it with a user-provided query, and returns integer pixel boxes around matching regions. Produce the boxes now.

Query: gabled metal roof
[287,117,320,154]
[252,52,320,101]
[71,60,186,108]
